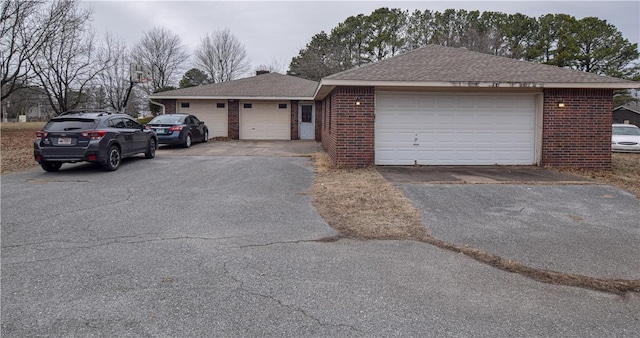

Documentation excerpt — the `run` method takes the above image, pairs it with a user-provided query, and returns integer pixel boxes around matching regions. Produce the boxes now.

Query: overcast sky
[82,0,640,76]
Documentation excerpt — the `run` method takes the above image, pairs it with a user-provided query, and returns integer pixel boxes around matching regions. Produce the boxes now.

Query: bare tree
[194,29,250,82]
[96,34,132,111]
[254,58,287,74]
[29,0,108,115]
[1,0,70,100]
[29,0,106,115]
[131,27,189,92]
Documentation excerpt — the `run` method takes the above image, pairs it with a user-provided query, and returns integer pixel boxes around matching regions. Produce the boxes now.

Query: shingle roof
[322,44,639,87]
[614,105,640,114]
[151,72,318,99]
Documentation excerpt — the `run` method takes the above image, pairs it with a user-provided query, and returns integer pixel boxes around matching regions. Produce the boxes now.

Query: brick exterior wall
[290,100,299,140]
[160,100,177,114]
[315,101,323,141]
[228,100,239,140]
[321,86,375,167]
[542,88,612,168]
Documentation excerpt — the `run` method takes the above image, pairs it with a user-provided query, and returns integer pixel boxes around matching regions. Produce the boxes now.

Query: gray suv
[34,110,157,172]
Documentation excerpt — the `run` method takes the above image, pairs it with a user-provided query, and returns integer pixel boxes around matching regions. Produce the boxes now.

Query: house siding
[541,88,612,168]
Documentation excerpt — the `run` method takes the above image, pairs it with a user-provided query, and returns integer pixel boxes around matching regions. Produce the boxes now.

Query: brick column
[542,88,612,168]
[290,100,299,140]
[228,100,239,140]
[332,86,375,167]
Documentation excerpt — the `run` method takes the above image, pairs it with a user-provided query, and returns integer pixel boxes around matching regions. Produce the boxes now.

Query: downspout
[149,99,165,115]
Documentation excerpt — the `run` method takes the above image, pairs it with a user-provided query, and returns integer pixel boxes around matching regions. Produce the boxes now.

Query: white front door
[299,104,314,140]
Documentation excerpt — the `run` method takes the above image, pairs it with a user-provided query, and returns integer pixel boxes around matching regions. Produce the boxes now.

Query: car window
[150,115,183,124]
[191,116,201,124]
[124,118,141,129]
[109,118,126,128]
[44,118,97,131]
[612,126,640,136]
[185,116,194,125]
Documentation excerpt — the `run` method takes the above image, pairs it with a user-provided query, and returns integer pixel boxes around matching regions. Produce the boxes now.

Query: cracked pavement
[2,154,640,337]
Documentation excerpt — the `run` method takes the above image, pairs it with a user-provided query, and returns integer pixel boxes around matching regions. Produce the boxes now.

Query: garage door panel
[376,92,536,165]
[240,101,290,140]
[178,101,228,137]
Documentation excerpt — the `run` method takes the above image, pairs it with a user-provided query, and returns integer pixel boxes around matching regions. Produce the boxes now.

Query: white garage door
[240,101,290,140]
[375,92,536,165]
[178,100,228,137]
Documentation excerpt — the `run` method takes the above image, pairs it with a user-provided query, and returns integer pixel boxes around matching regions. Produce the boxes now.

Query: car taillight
[169,125,183,131]
[36,131,48,139]
[81,130,107,140]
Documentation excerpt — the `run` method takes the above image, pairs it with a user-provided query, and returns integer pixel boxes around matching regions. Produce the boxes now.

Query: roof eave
[317,79,640,90]
[148,95,315,101]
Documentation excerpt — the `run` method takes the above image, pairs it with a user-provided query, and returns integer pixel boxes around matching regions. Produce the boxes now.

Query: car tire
[203,130,209,142]
[145,138,156,159]
[40,161,62,172]
[183,134,192,148]
[103,145,121,171]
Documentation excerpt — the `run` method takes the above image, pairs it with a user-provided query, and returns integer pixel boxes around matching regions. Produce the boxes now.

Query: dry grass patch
[552,153,640,198]
[1,122,44,174]
[310,152,640,294]
[311,152,427,240]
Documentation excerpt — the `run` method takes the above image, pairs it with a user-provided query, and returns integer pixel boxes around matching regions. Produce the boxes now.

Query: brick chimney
[256,70,270,76]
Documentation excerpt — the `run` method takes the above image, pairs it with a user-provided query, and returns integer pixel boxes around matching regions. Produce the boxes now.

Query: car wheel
[103,145,121,171]
[40,161,62,172]
[145,138,156,159]
[183,134,192,148]
[203,130,209,142]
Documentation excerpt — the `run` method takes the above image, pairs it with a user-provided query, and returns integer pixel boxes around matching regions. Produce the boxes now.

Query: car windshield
[150,116,184,124]
[612,126,640,136]
[44,118,97,131]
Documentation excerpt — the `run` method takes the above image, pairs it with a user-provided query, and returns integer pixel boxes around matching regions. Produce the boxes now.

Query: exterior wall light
[355,97,361,106]
[557,101,565,108]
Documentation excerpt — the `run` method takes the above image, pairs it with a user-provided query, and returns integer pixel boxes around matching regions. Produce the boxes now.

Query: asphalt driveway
[380,166,640,279]
[2,148,640,336]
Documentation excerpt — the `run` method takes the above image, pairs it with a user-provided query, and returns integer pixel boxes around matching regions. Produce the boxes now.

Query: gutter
[149,99,166,115]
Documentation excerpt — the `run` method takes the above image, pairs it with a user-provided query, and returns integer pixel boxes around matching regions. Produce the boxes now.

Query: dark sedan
[145,114,209,148]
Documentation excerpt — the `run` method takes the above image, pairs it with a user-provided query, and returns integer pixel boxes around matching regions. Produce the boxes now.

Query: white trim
[150,95,314,100]
[298,101,315,140]
[535,94,544,165]
[317,79,640,91]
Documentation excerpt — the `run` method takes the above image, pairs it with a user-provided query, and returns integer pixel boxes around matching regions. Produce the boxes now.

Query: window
[124,118,141,129]
[301,105,312,123]
[279,103,287,109]
[110,118,126,129]
[191,116,201,125]
[244,103,252,109]
[217,102,225,108]
[181,102,190,108]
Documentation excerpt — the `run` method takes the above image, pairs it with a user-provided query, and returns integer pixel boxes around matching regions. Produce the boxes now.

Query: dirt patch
[311,152,640,294]
[1,122,44,174]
